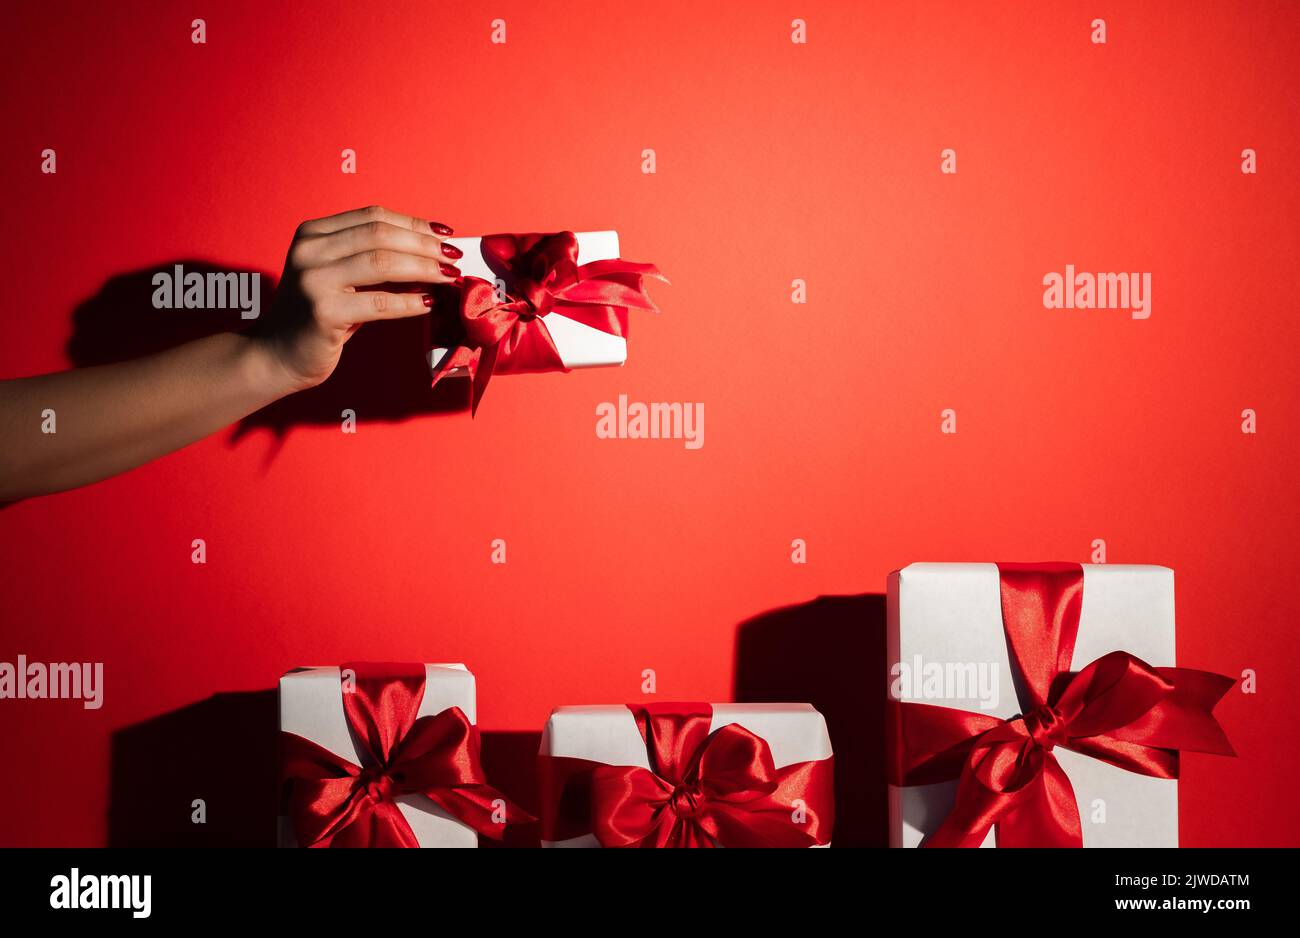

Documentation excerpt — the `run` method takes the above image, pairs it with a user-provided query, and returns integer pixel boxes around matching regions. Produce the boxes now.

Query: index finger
[298,205,450,238]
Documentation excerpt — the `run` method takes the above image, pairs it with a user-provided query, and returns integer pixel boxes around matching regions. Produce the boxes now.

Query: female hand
[255,205,464,392]
[0,205,465,501]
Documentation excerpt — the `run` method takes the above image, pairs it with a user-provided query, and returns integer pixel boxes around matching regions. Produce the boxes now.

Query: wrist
[240,334,308,402]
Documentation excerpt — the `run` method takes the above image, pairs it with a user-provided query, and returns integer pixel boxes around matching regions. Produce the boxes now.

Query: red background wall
[2,1,1297,846]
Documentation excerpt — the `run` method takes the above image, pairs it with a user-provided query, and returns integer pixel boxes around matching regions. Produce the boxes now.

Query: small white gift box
[429,230,629,378]
[277,663,480,848]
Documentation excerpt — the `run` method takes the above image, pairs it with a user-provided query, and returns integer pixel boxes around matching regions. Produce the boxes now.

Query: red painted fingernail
[441,243,463,259]
[430,221,453,236]
[422,294,434,307]
[439,263,460,277]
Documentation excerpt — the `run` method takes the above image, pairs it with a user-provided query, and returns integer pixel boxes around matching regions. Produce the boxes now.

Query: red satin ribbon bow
[888,563,1236,847]
[540,703,833,848]
[429,231,666,413]
[279,662,529,847]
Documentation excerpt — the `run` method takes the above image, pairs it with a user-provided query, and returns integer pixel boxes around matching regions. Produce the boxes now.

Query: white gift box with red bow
[888,563,1180,848]
[429,230,628,378]
[539,703,834,848]
[277,663,480,848]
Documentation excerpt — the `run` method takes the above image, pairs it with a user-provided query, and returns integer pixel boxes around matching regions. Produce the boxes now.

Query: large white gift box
[429,230,629,378]
[539,703,834,848]
[888,563,1180,847]
[277,664,480,848]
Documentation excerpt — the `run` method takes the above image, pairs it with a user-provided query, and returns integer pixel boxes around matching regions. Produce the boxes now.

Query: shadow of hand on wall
[734,593,887,847]
[66,261,468,453]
